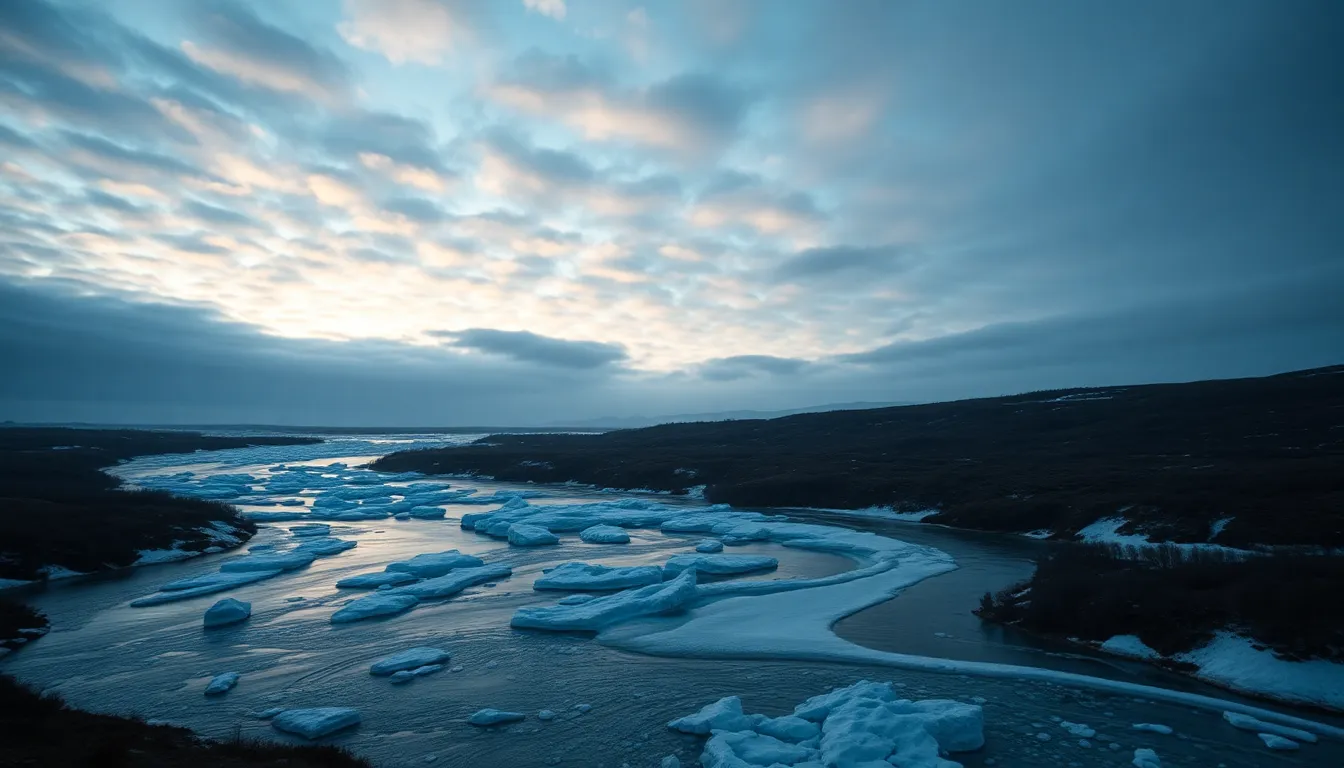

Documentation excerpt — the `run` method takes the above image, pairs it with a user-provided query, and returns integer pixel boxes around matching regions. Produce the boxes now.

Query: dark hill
[372,366,1344,547]
[0,428,319,580]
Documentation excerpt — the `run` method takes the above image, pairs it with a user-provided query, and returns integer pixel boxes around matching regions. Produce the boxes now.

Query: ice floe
[670,681,982,768]
[534,563,663,591]
[662,554,778,577]
[1258,733,1299,750]
[507,523,560,546]
[579,524,630,544]
[1131,747,1161,767]
[694,539,724,553]
[330,593,419,624]
[1221,711,1316,743]
[204,672,240,695]
[369,647,451,676]
[271,707,362,739]
[468,709,526,726]
[335,571,419,589]
[387,563,513,600]
[512,569,698,632]
[203,598,251,627]
[390,665,443,684]
[1132,723,1172,735]
[385,551,484,578]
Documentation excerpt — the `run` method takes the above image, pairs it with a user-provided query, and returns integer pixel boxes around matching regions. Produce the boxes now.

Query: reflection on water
[2,451,1340,767]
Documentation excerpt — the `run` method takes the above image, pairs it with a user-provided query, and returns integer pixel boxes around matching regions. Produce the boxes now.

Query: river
[1,437,1339,767]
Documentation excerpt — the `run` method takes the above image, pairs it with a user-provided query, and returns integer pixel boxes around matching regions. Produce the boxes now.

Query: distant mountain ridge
[553,401,912,429]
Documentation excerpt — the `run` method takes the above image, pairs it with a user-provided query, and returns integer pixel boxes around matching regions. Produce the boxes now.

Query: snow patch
[1100,635,1162,660]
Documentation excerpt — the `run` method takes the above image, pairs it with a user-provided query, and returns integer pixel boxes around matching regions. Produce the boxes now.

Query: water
[2,439,1340,767]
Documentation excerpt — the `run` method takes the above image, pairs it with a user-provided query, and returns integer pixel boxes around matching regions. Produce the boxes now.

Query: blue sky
[1,0,1341,425]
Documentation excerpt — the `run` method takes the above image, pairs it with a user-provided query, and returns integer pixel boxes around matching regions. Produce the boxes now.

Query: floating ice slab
[672,681,983,768]
[507,524,559,546]
[293,538,357,556]
[662,554,778,577]
[203,598,251,628]
[385,551,485,578]
[468,709,525,726]
[512,569,697,632]
[289,523,330,538]
[131,570,284,607]
[1259,733,1299,750]
[667,696,756,734]
[330,593,420,624]
[1133,723,1173,735]
[390,665,443,684]
[336,571,419,589]
[579,524,630,544]
[370,647,451,676]
[408,506,446,519]
[534,563,663,591]
[1222,711,1316,743]
[558,594,596,605]
[205,672,240,695]
[1132,747,1161,768]
[272,708,362,739]
[694,539,724,553]
[387,564,513,600]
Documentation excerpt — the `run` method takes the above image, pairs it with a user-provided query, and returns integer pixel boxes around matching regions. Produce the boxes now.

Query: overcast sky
[1,0,1341,426]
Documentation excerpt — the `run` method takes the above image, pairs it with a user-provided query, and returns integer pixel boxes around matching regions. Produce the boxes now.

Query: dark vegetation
[373,365,1344,547]
[0,428,319,581]
[0,599,48,652]
[975,543,1344,663]
[0,674,369,768]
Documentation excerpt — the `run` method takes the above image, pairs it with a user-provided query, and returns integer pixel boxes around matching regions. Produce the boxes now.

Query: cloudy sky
[1,0,1341,425]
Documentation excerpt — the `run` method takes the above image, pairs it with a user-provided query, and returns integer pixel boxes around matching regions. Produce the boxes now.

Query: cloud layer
[1,0,1341,423]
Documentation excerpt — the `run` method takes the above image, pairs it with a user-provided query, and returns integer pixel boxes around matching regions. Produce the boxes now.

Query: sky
[1,0,1341,426]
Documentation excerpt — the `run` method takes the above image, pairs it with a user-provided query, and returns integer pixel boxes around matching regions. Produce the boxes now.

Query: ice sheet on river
[579,524,630,544]
[271,707,362,739]
[512,569,698,632]
[669,680,983,768]
[369,647,451,675]
[131,570,283,607]
[662,554,778,577]
[534,562,663,591]
[335,571,419,589]
[330,593,419,623]
[384,550,484,578]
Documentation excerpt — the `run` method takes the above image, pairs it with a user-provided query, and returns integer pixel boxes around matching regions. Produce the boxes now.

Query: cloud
[490,50,750,154]
[689,171,825,237]
[523,0,567,21]
[698,354,809,381]
[339,0,463,66]
[435,328,629,369]
[183,0,352,101]
[773,244,905,281]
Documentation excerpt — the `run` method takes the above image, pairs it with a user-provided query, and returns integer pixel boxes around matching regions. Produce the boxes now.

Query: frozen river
[2,436,1340,767]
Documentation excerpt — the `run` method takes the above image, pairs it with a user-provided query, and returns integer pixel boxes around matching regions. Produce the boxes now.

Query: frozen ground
[1,439,1340,767]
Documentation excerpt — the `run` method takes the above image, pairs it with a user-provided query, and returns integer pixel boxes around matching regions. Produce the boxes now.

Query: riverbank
[0,427,320,582]
[975,542,1344,711]
[371,364,1344,548]
[0,674,368,767]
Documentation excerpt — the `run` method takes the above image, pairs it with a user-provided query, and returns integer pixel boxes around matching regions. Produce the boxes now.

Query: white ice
[1132,747,1161,768]
[386,563,513,600]
[662,554,778,577]
[468,709,526,726]
[1178,632,1344,711]
[1100,635,1162,660]
[385,551,485,578]
[369,647,451,676]
[271,707,362,739]
[512,569,698,632]
[330,593,419,624]
[1258,733,1300,750]
[336,571,419,589]
[205,672,240,695]
[203,598,251,628]
[507,524,560,546]
[1221,711,1316,743]
[671,681,983,768]
[533,563,664,591]
[579,524,631,544]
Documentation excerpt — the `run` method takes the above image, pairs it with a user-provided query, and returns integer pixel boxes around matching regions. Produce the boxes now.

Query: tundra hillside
[373,366,1344,548]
